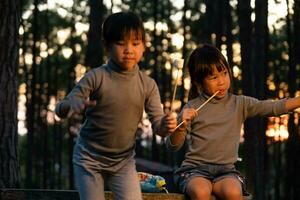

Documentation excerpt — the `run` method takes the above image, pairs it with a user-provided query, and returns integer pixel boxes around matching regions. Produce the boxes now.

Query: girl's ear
[188,81,202,100]
[102,39,110,51]
[105,43,112,52]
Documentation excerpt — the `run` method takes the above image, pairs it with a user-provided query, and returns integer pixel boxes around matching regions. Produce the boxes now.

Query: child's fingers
[190,108,198,117]
[164,118,177,128]
[165,111,177,119]
[68,98,86,116]
[177,121,187,131]
[163,112,176,121]
[183,108,198,121]
[161,112,178,133]
[67,110,74,118]
[84,99,97,107]
[170,120,186,133]
[168,120,177,129]
[67,100,95,118]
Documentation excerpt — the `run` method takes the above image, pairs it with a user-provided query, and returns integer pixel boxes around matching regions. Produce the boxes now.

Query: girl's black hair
[102,11,145,48]
[187,44,233,99]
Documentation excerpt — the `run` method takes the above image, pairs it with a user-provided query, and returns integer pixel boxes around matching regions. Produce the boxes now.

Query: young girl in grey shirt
[55,12,177,200]
[166,44,300,200]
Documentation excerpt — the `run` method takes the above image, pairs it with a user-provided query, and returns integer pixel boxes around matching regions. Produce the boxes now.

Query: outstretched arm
[285,96,300,111]
[55,98,96,118]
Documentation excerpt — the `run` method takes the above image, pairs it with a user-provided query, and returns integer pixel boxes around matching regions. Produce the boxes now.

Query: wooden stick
[195,91,220,111]
[170,59,184,112]
[171,71,179,112]
[174,91,220,130]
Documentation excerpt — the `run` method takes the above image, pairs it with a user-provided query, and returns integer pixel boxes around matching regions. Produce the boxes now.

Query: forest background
[1,0,300,200]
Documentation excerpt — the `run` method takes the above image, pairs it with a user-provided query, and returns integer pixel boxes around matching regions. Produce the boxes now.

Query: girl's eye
[208,76,217,80]
[116,41,124,45]
[133,41,141,46]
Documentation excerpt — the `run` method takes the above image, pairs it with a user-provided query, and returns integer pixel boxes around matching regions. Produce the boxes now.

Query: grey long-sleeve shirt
[166,92,287,167]
[56,60,164,171]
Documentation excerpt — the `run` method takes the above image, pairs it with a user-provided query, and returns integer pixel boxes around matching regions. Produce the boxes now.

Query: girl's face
[202,65,230,99]
[109,33,145,70]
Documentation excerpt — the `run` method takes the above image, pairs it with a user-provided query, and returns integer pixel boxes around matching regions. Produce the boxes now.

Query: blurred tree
[18,0,92,189]
[85,0,106,68]
[0,0,21,188]
[285,0,300,199]
[178,0,188,105]
[150,0,159,162]
[251,1,269,199]
[237,0,255,195]
[238,0,269,199]
[237,0,254,95]
[25,0,38,188]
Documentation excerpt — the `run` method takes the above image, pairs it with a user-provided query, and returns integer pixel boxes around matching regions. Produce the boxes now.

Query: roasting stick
[173,90,220,131]
[171,71,179,112]
[195,90,220,112]
[170,59,184,112]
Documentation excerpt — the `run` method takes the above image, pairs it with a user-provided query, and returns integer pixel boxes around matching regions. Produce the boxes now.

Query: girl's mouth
[123,57,134,60]
[217,89,227,95]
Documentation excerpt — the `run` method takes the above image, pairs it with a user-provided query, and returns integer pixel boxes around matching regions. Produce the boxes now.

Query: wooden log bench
[0,189,251,200]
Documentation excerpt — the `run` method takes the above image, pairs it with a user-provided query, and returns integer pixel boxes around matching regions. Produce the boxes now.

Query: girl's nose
[124,44,133,53]
[217,77,225,85]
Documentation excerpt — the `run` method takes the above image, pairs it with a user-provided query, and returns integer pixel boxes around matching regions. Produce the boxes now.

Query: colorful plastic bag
[138,172,168,193]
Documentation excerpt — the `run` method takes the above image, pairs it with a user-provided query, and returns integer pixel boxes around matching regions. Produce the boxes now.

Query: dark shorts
[174,164,250,197]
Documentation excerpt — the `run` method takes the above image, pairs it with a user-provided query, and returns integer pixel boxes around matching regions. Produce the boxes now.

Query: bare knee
[213,177,243,200]
[223,187,242,200]
[186,177,212,200]
[188,186,211,200]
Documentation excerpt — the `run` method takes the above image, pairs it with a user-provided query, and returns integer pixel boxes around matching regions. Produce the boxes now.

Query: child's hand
[166,108,197,148]
[177,108,198,131]
[181,108,198,122]
[160,112,177,135]
[67,98,97,117]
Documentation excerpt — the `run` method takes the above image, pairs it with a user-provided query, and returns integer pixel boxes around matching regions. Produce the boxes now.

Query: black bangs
[109,16,144,41]
[203,61,227,76]
[196,59,227,81]
[102,12,145,47]
[119,28,143,41]
[188,44,231,84]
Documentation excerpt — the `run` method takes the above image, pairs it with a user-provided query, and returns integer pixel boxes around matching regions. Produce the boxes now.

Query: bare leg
[186,176,212,200]
[212,177,243,200]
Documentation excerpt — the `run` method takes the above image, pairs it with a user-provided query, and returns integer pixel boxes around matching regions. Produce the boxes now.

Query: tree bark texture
[85,0,105,68]
[238,0,269,199]
[0,0,21,188]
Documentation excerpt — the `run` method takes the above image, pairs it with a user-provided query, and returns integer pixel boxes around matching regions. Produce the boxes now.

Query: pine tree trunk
[0,0,21,188]
[85,0,105,68]
[151,0,159,161]
[239,0,268,198]
[251,1,268,199]
[285,0,300,199]
[237,1,255,196]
